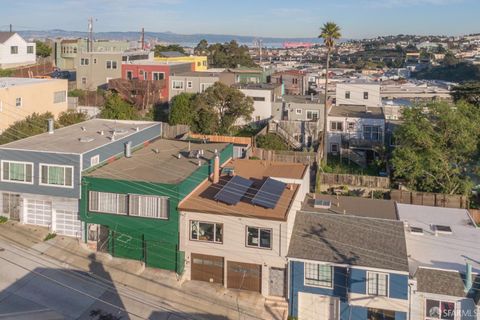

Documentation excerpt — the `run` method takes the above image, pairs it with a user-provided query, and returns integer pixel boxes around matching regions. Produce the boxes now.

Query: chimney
[124,141,132,158]
[464,261,473,293]
[47,119,54,134]
[213,155,220,184]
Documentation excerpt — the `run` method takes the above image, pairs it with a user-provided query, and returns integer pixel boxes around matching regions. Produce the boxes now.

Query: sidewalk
[0,221,286,320]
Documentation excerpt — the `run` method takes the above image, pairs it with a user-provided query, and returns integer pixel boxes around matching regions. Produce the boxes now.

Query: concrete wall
[0,33,36,68]
[76,52,122,90]
[336,83,382,108]
[0,79,68,132]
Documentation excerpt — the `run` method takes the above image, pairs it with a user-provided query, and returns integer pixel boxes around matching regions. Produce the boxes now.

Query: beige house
[0,78,68,133]
[76,52,123,90]
[179,159,309,298]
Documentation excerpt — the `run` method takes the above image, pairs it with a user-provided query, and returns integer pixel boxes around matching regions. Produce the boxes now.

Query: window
[129,194,169,219]
[292,78,298,85]
[364,91,369,100]
[203,61,207,66]
[172,80,184,90]
[367,272,388,296]
[348,122,355,130]
[187,81,193,89]
[126,71,133,80]
[53,91,66,104]
[252,96,266,102]
[345,91,351,99]
[304,263,333,288]
[363,125,381,141]
[246,227,272,249]
[90,155,100,167]
[27,46,34,54]
[81,77,87,85]
[1,161,33,184]
[197,62,201,67]
[10,46,18,54]
[295,109,302,115]
[89,191,128,215]
[306,110,319,121]
[40,164,73,187]
[367,309,395,320]
[15,97,22,107]
[200,83,213,92]
[331,143,339,153]
[330,121,343,131]
[425,299,455,320]
[190,221,223,243]
[106,60,117,69]
[80,58,89,66]
[152,72,165,81]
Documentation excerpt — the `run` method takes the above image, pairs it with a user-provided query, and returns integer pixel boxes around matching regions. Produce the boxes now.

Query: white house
[0,32,36,69]
[336,81,381,108]
[234,83,282,124]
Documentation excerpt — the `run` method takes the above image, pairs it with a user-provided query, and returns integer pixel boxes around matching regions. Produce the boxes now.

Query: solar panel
[251,178,286,209]
[214,175,253,205]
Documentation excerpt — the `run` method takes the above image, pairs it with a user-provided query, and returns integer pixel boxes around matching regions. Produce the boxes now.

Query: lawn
[321,155,385,177]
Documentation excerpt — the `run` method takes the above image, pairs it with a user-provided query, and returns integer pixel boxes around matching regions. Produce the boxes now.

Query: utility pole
[87,17,94,52]
[141,27,145,50]
[9,24,12,33]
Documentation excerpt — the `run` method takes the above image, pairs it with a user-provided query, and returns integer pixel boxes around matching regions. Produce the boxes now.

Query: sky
[0,0,478,39]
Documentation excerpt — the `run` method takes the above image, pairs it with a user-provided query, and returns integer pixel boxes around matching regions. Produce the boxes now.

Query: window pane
[199,223,214,241]
[89,191,99,212]
[426,300,440,319]
[48,166,65,185]
[65,167,73,186]
[26,163,33,182]
[305,263,332,287]
[215,224,223,242]
[10,163,25,181]
[191,221,199,240]
[118,194,128,214]
[260,229,271,248]
[247,227,259,246]
[441,302,455,320]
[2,162,9,180]
[41,165,49,184]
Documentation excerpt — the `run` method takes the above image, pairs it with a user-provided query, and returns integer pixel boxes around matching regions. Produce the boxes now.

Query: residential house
[178,159,309,297]
[271,70,307,96]
[233,83,283,124]
[0,78,68,133]
[154,52,208,71]
[168,71,228,100]
[0,32,36,69]
[397,204,480,320]
[0,119,161,238]
[336,82,382,108]
[288,194,410,319]
[327,105,385,167]
[79,140,232,273]
[226,67,272,84]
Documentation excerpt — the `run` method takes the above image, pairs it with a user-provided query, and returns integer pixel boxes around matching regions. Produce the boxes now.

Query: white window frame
[367,271,389,297]
[303,262,333,288]
[345,91,351,99]
[27,45,34,54]
[331,143,339,153]
[80,58,89,66]
[90,155,100,167]
[190,220,223,244]
[306,110,319,121]
[246,226,272,249]
[15,97,22,108]
[39,163,74,188]
[364,91,369,100]
[295,109,302,115]
[424,298,457,320]
[1,160,34,185]
[187,81,193,89]
[152,72,165,81]
[128,194,169,219]
[81,77,87,85]
[88,191,128,215]
[172,80,184,90]
[330,121,344,132]
[10,46,18,54]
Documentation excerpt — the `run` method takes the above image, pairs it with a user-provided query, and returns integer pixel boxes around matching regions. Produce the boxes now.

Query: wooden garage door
[191,253,224,284]
[227,261,262,292]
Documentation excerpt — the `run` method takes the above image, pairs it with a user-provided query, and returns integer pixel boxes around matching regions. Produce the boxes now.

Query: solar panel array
[251,178,286,209]
[214,175,253,205]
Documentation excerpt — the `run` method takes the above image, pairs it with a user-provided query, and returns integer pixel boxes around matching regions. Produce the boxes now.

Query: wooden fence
[319,173,391,189]
[469,209,480,224]
[390,190,469,209]
[188,133,253,146]
[161,123,190,139]
[249,148,318,165]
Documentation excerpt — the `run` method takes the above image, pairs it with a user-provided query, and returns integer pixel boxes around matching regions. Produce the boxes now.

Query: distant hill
[17,29,324,47]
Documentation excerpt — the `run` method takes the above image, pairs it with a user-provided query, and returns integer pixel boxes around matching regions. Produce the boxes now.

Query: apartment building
[0,32,36,69]
[271,70,307,96]
[336,81,382,108]
[234,83,283,124]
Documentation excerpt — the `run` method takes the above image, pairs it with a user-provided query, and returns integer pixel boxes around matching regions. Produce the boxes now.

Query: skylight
[409,226,424,235]
[433,225,453,234]
[314,199,331,209]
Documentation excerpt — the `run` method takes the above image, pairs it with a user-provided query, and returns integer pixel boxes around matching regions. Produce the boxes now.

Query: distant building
[226,67,272,84]
[0,77,68,132]
[0,32,36,69]
[168,71,233,100]
[336,82,382,108]
[154,52,208,71]
[271,70,307,96]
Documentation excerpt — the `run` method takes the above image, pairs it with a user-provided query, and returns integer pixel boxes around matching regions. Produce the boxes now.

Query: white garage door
[55,210,82,237]
[298,293,339,320]
[25,199,52,227]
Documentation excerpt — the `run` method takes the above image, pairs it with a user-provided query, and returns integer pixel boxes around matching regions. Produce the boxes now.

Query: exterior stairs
[342,148,367,168]
[264,296,289,320]
[268,121,302,150]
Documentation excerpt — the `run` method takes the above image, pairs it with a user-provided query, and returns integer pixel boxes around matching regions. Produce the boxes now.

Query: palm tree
[319,22,341,166]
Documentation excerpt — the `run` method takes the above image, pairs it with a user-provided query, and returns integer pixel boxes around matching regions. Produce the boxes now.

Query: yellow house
[0,78,69,133]
[154,52,208,71]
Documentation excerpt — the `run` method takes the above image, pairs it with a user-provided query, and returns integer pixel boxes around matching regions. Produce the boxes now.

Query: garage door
[191,253,224,284]
[227,261,262,292]
[298,293,339,320]
[55,210,82,237]
[25,199,52,227]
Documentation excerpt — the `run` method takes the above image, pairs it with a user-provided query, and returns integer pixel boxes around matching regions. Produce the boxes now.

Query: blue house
[0,119,161,237]
[287,195,410,320]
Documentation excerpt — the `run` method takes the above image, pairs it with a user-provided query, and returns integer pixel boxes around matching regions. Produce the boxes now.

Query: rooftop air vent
[113,129,128,135]
[409,226,424,235]
[314,199,331,209]
[79,137,95,143]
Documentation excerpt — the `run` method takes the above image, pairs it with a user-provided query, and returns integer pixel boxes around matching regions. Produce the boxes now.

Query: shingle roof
[0,32,14,44]
[287,211,409,272]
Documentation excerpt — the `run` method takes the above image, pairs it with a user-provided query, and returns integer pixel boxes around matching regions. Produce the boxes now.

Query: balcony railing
[341,132,384,149]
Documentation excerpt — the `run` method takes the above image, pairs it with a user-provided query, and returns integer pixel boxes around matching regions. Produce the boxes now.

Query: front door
[2,193,20,221]
[269,267,286,297]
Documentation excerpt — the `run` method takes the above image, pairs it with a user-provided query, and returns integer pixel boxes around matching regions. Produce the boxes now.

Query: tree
[392,102,480,195]
[194,39,209,56]
[153,44,185,57]
[57,110,87,127]
[443,51,459,66]
[0,112,57,145]
[319,22,341,165]
[414,62,480,82]
[35,41,52,58]
[100,93,139,120]
[198,40,257,68]
[451,82,480,106]
[169,93,196,125]
[193,82,254,134]
[0,69,13,77]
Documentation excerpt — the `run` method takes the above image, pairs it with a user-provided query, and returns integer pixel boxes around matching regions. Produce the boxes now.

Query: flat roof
[283,95,325,104]
[86,139,229,184]
[0,119,159,154]
[234,83,281,91]
[288,211,409,272]
[302,194,398,220]
[329,105,385,119]
[396,204,480,275]
[0,77,62,88]
[173,71,221,77]
[179,159,307,221]
[122,60,190,66]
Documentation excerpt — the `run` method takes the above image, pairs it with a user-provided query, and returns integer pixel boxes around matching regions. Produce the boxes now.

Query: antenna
[9,24,12,33]
[141,27,145,50]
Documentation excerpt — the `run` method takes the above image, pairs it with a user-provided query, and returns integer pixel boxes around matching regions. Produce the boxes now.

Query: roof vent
[114,129,128,135]
[79,137,95,143]
[47,119,54,134]
[314,199,331,209]
[81,126,86,132]
[99,130,104,136]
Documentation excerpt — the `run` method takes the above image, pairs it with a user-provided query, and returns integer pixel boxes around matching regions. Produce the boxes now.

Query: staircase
[264,297,289,320]
[268,121,302,150]
[342,148,367,168]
